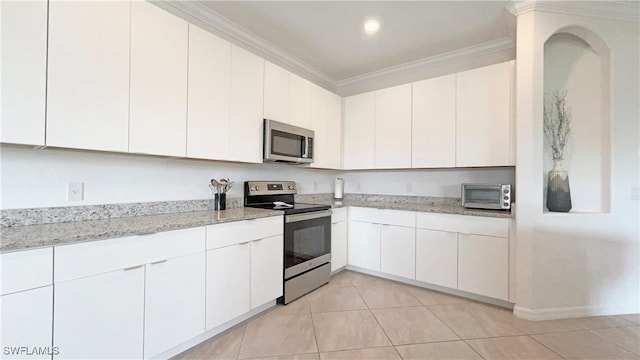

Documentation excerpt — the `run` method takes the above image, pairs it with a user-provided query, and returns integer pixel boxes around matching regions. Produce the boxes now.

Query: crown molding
[507,1,639,22]
[155,1,517,95]
[156,0,339,92]
[336,37,516,88]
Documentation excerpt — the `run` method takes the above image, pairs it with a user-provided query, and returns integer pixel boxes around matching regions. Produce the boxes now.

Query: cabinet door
[416,229,457,289]
[263,61,290,123]
[0,0,47,146]
[375,84,412,169]
[348,221,380,271]
[290,74,312,128]
[144,252,205,359]
[331,221,348,272]
[456,61,513,167]
[343,92,375,169]
[129,1,188,157]
[458,234,508,300]
[380,225,415,279]
[187,24,231,160]
[326,93,343,169]
[310,85,329,168]
[229,45,264,163]
[54,268,145,359]
[46,0,130,152]
[1,286,53,360]
[250,235,284,309]
[412,74,456,168]
[206,243,250,330]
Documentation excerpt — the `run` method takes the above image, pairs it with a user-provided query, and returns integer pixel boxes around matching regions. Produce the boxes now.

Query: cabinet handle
[123,264,144,271]
[150,259,167,265]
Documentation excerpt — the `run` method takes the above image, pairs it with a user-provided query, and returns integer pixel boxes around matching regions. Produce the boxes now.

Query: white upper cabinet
[229,45,264,163]
[46,0,130,152]
[0,0,47,146]
[129,1,188,157]
[343,92,375,169]
[187,24,231,160]
[263,61,291,123]
[290,74,312,129]
[311,86,342,169]
[456,61,514,167]
[375,84,412,169]
[412,74,456,168]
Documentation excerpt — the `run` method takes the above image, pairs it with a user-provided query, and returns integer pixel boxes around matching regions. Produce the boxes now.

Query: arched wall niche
[542,26,611,213]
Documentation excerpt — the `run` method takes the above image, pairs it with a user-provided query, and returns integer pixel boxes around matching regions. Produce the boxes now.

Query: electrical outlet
[406,182,413,193]
[632,186,639,201]
[67,182,84,201]
[313,182,317,192]
[356,182,361,192]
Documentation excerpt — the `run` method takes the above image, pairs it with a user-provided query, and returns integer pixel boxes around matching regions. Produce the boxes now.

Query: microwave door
[271,130,305,159]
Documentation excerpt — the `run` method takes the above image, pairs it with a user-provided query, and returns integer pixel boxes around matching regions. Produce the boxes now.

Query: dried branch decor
[543,90,572,160]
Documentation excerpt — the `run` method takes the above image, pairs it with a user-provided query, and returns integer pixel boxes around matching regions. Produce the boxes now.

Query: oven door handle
[285,210,332,223]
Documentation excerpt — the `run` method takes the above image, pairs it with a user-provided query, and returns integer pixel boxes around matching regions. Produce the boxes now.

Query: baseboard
[345,265,514,309]
[153,300,276,359]
[514,303,640,321]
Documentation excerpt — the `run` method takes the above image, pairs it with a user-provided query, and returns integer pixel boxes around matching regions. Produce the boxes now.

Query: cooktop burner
[246,202,330,215]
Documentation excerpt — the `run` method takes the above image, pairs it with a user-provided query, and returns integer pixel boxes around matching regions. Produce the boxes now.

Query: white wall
[0,145,338,209]
[343,168,515,198]
[513,9,639,319]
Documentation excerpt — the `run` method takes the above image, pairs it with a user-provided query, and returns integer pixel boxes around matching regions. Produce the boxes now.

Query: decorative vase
[214,193,226,211]
[546,159,572,212]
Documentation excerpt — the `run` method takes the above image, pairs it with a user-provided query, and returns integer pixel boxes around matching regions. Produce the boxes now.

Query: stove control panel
[245,181,297,196]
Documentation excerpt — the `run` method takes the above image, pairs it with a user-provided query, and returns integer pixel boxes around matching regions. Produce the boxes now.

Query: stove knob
[255,185,260,191]
[288,185,295,190]
[250,186,256,191]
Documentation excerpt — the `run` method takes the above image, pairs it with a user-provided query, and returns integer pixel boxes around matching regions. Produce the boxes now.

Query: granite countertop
[311,197,513,219]
[0,207,281,253]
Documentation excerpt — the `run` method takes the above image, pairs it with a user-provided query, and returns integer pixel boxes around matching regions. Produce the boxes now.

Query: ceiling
[196,1,513,82]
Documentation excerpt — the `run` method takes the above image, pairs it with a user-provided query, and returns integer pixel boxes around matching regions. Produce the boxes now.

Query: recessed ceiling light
[364,19,380,34]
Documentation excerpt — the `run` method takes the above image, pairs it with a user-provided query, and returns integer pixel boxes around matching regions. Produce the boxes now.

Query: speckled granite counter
[0,207,281,253]
[297,194,513,219]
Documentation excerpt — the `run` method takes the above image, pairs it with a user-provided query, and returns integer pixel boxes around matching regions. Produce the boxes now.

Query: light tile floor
[176,271,640,360]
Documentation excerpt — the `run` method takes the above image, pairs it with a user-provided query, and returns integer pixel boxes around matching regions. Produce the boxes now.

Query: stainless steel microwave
[462,184,511,210]
[263,119,314,164]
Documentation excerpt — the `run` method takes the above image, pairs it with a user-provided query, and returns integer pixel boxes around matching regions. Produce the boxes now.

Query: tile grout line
[349,275,397,349]
[526,334,568,360]
[308,305,322,356]
[586,327,640,356]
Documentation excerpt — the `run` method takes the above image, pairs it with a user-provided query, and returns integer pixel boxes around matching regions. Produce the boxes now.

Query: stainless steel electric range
[244,181,331,304]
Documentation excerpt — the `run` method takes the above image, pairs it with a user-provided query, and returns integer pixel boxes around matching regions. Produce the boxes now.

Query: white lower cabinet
[53,227,206,359]
[380,225,416,279]
[331,207,348,272]
[54,268,145,359]
[1,248,54,359]
[415,229,458,289]
[250,235,284,309]
[348,221,381,271]
[1,286,53,360]
[144,252,205,359]
[347,208,510,301]
[458,234,508,301]
[206,242,250,330]
[331,221,348,272]
[205,216,284,331]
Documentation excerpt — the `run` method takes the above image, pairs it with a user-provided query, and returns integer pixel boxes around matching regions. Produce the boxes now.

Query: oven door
[284,210,331,279]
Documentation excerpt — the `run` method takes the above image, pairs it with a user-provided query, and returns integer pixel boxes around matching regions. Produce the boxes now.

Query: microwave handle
[302,137,308,158]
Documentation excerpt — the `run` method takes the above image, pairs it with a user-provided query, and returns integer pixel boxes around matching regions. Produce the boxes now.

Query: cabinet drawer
[143,227,205,262]
[206,216,283,250]
[56,235,152,283]
[416,213,508,238]
[349,207,415,227]
[331,207,347,223]
[1,247,53,295]
[55,227,205,283]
